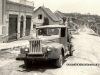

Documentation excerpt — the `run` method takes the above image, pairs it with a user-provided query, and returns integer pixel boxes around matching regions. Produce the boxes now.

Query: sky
[28,0,100,15]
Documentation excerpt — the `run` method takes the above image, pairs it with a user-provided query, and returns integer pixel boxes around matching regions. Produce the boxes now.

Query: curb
[0,44,29,51]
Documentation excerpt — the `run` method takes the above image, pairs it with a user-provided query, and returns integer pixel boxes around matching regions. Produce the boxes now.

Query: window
[48,28,59,35]
[38,28,59,36]
[38,14,42,19]
[61,28,66,37]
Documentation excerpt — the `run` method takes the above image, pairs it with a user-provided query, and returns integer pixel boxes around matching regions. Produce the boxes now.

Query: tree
[62,17,67,25]
[43,17,49,25]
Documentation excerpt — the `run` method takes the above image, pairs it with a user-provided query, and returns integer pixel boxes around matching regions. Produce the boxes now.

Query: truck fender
[52,43,65,58]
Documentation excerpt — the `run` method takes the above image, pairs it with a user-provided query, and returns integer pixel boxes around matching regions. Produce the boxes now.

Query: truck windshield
[37,28,59,36]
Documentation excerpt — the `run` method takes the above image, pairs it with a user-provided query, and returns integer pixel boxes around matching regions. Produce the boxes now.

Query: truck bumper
[16,54,53,60]
[16,54,26,60]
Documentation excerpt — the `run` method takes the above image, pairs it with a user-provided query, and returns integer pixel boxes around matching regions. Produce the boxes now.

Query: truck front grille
[29,39,42,53]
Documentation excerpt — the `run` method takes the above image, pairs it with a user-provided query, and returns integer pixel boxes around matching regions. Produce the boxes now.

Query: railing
[8,0,34,7]
[20,0,26,4]
[8,0,20,3]
[26,1,34,7]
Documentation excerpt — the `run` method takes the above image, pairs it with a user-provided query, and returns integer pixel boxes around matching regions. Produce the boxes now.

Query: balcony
[26,1,34,6]
[8,0,34,7]
[8,0,20,3]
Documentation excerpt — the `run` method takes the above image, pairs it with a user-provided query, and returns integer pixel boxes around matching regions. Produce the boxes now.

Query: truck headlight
[25,48,29,52]
[47,47,52,51]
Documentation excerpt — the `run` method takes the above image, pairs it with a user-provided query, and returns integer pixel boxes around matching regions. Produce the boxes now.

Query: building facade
[0,0,34,42]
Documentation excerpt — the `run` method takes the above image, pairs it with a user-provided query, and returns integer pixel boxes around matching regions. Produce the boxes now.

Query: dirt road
[0,27,100,75]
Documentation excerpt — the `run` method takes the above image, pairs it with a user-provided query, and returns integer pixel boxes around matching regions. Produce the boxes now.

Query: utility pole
[43,2,44,7]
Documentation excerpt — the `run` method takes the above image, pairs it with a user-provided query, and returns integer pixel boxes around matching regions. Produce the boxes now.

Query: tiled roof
[35,6,59,22]
[54,10,65,18]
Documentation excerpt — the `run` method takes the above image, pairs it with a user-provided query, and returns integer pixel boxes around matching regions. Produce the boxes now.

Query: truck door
[60,28,68,49]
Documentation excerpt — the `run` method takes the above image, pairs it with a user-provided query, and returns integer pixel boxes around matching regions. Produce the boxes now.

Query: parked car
[16,25,74,68]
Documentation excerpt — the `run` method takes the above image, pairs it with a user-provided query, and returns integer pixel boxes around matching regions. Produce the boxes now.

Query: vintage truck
[16,25,74,68]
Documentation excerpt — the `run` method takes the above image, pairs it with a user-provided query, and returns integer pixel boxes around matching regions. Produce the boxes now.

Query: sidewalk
[0,33,36,51]
[0,40,29,50]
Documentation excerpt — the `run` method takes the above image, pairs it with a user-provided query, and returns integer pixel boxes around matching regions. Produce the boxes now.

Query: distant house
[54,10,65,25]
[33,6,60,27]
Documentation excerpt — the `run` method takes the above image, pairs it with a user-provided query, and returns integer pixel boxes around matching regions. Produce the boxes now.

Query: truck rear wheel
[24,60,32,67]
[55,54,63,68]
[69,45,73,56]
[69,49,73,56]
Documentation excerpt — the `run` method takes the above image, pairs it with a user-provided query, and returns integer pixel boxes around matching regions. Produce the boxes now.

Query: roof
[73,19,84,25]
[34,6,59,22]
[36,25,67,29]
[54,10,65,18]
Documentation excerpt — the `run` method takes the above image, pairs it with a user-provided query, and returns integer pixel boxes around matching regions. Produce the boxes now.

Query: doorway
[20,16,24,38]
[26,15,31,36]
[60,28,67,48]
[9,14,18,42]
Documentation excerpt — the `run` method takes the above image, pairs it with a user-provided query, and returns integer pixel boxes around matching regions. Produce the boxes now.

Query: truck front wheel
[24,60,32,67]
[55,54,63,68]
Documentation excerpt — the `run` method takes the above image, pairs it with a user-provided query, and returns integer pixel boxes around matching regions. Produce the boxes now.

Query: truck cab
[16,25,74,68]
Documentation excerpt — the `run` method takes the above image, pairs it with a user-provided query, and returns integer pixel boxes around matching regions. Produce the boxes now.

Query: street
[0,27,100,75]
